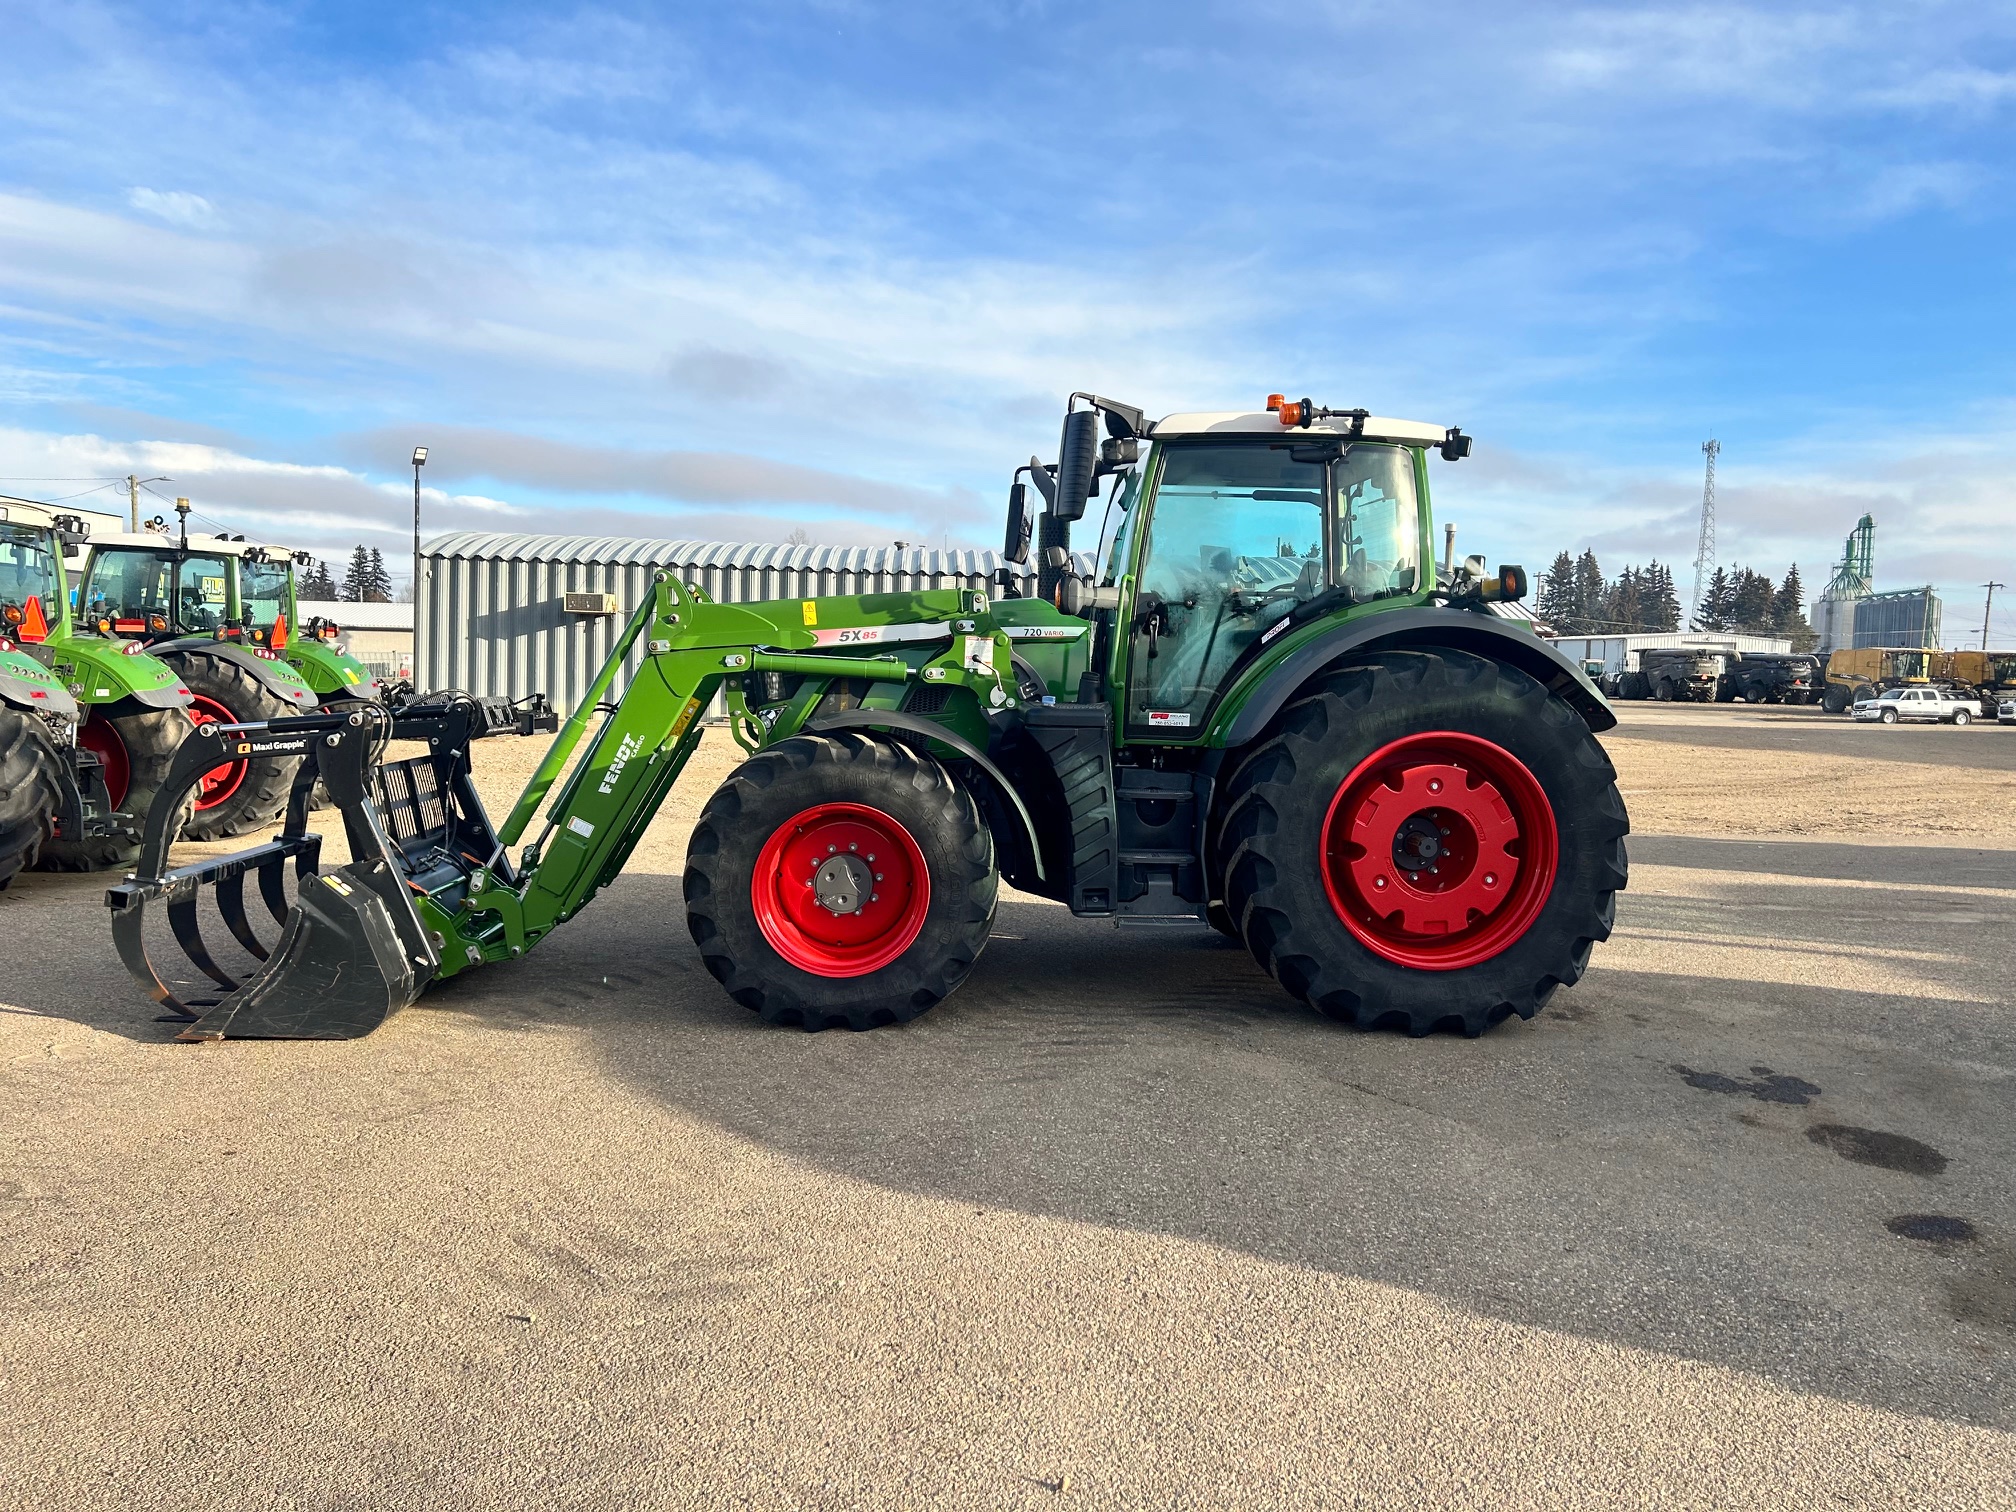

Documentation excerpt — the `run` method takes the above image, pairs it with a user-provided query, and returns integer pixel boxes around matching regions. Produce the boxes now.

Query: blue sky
[2,1,2013,632]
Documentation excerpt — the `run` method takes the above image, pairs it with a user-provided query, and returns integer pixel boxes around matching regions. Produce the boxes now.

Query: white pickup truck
[1852,685,1979,725]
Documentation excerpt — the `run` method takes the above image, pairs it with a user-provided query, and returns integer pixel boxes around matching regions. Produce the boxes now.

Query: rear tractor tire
[34,706,188,872]
[0,709,64,886]
[170,651,300,841]
[684,733,999,1030]
[1217,649,1630,1037]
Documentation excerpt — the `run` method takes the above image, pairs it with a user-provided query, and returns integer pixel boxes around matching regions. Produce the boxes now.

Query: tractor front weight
[107,573,1023,1039]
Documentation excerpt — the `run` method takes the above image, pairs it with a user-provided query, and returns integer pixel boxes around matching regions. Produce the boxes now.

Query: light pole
[411,446,427,603]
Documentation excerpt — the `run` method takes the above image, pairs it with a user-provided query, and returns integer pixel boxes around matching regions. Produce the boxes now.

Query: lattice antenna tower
[1689,439,1719,627]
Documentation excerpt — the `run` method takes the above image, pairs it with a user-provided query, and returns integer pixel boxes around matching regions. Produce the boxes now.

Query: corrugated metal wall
[416,533,1091,711]
[1852,588,1942,649]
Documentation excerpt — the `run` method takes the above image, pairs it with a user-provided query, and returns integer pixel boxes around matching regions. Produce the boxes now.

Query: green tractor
[76,505,382,840]
[0,502,194,877]
[109,393,1629,1041]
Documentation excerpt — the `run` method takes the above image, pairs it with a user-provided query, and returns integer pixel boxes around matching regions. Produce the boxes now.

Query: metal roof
[421,531,1092,575]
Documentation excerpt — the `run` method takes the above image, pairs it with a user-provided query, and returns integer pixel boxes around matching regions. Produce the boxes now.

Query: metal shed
[416,532,1090,711]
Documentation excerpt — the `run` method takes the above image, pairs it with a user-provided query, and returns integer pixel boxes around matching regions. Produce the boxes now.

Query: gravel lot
[3,700,2012,1509]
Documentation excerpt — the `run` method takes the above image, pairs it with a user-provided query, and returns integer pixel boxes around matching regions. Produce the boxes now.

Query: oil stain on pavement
[1673,1064,1823,1104]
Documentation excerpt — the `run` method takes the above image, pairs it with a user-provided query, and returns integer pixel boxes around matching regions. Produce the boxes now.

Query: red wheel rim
[751,802,931,977]
[75,715,131,811]
[185,695,249,809]
[1320,731,1558,971]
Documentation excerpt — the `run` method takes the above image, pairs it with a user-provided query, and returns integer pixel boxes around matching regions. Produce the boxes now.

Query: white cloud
[125,187,214,226]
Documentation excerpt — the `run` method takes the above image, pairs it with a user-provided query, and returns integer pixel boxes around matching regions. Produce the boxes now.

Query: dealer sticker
[1146,711,1192,727]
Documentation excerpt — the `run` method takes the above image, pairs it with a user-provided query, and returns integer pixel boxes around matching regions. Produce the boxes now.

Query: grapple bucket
[107,694,551,1041]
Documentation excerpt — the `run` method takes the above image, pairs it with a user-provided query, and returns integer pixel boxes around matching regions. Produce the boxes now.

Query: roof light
[1265,394,1284,412]
[1278,401,1304,426]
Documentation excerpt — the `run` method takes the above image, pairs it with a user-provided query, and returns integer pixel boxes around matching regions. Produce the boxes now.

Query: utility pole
[1984,581,2005,651]
[1689,440,1718,628]
[125,474,170,531]
[411,446,428,605]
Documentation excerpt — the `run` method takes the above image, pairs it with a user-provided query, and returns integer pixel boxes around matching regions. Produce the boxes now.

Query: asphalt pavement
[2,715,2012,1509]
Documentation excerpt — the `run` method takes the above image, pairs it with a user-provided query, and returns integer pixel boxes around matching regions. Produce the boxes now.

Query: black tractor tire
[685,732,998,1030]
[1217,649,1630,1037]
[168,650,299,841]
[1654,678,1674,701]
[1621,671,1649,700]
[34,707,189,872]
[0,709,64,886]
[1822,684,1852,714]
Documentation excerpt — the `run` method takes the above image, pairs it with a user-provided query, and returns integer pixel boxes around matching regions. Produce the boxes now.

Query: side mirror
[1441,428,1472,461]
[1050,408,1101,524]
[1003,480,1032,565]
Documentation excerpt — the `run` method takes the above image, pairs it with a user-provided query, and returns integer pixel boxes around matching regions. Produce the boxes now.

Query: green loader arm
[109,572,1023,1038]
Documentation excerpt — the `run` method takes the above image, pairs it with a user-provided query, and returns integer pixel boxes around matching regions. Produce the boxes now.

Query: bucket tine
[259,850,292,927]
[169,892,240,990]
[216,870,269,961]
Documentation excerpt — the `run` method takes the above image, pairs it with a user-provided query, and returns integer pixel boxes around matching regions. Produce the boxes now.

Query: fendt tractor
[109,394,1630,1043]
[0,502,193,879]
[77,503,384,839]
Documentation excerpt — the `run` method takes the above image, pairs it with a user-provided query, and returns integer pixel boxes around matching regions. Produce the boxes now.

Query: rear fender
[0,649,79,719]
[1217,607,1616,747]
[286,640,384,701]
[44,635,187,709]
[159,637,319,708]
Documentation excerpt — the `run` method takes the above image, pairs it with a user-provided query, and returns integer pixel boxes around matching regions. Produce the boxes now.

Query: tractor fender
[154,638,319,709]
[1220,607,1617,747]
[0,658,79,719]
[806,709,1045,883]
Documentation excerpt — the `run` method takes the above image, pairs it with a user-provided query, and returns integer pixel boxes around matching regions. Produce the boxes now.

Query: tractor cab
[78,523,379,705]
[997,394,1525,746]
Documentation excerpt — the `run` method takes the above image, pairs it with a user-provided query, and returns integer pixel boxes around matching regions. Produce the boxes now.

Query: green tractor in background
[111,393,1629,1043]
[76,503,384,840]
[0,501,193,878]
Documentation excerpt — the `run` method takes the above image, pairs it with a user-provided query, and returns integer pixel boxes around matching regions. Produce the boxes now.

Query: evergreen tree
[340,545,372,603]
[1647,561,1681,631]
[1772,565,1818,652]
[298,558,338,599]
[1604,565,1643,634]
[365,547,393,603]
[1571,550,1605,634]
[1696,566,1731,630]
[1729,567,1776,633]
[1537,551,1576,627]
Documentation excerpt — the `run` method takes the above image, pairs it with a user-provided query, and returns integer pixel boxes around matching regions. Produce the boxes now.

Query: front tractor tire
[0,709,64,885]
[170,650,299,841]
[35,706,188,872]
[1218,650,1630,1037]
[684,733,998,1030]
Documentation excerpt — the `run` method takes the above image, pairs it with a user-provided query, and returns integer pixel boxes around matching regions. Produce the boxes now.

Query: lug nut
[1484,873,1497,886]
[1427,778,1442,794]
[1373,876,1388,890]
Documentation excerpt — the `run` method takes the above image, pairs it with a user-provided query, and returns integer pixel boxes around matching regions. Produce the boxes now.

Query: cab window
[176,555,232,632]
[239,560,291,630]
[83,549,173,625]
[0,524,58,610]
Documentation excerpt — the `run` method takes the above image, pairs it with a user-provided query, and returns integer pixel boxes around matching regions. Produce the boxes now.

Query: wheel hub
[750,802,930,977]
[1320,732,1559,971]
[812,851,876,916]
